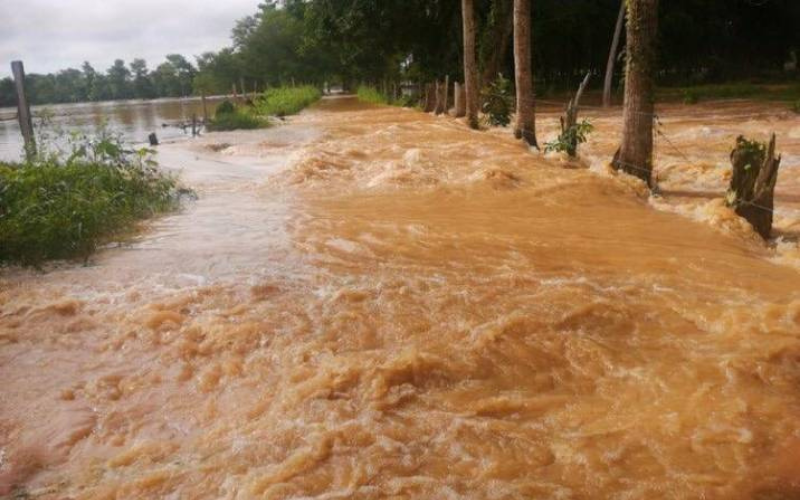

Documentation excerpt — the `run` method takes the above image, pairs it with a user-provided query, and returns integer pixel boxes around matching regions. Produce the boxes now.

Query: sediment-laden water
[1,97,799,499]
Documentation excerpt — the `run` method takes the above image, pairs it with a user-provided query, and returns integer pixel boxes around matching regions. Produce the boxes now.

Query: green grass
[256,86,322,117]
[0,160,180,266]
[357,86,389,105]
[207,109,268,131]
[659,82,800,103]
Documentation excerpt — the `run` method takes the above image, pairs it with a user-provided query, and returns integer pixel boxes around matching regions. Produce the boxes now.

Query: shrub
[256,85,322,117]
[357,86,389,105]
[544,119,594,157]
[683,89,699,104]
[0,138,181,266]
[792,99,800,114]
[207,107,267,131]
[215,100,236,116]
[481,74,514,127]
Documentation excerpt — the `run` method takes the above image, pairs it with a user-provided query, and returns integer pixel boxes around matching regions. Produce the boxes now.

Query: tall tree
[480,0,514,86]
[513,0,537,147]
[612,0,659,187]
[603,0,626,107]
[461,0,480,129]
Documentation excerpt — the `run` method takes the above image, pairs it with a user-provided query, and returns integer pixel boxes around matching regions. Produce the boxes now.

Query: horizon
[0,0,259,78]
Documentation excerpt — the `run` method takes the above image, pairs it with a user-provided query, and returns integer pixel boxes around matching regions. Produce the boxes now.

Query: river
[1,96,799,499]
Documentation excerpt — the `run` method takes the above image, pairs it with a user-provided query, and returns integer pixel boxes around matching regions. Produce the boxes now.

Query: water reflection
[0,97,225,162]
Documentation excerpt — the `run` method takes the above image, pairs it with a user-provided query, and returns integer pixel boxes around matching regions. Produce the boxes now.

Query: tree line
[0,55,197,107]
[3,0,797,108]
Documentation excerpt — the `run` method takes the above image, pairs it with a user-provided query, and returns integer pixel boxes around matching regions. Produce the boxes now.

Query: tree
[130,59,154,99]
[107,59,132,100]
[603,0,626,107]
[513,0,537,147]
[612,0,659,188]
[480,0,514,86]
[461,0,480,129]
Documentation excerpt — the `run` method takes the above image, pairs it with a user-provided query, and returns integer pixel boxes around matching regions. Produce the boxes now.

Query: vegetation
[207,101,268,132]
[356,86,389,105]
[793,100,800,114]
[0,55,197,106]
[0,133,182,266]
[545,119,594,157]
[256,86,322,117]
[481,74,514,127]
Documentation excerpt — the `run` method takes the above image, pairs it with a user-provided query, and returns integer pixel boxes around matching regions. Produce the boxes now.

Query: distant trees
[0,55,200,107]
[612,0,659,187]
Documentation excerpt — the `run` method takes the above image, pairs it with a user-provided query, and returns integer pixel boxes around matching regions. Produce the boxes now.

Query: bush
[0,140,181,266]
[207,107,267,131]
[357,86,389,105]
[481,74,514,127]
[215,100,236,116]
[544,119,594,157]
[792,99,800,114]
[256,85,322,117]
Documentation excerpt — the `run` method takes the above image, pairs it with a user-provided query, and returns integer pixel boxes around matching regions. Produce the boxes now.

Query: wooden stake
[443,75,450,115]
[11,61,36,159]
[454,82,466,118]
[728,134,782,239]
[201,92,209,123]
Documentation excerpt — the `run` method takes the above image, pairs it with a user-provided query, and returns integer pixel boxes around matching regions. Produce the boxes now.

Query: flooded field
[0,97,226,162]
[1,97,799,499]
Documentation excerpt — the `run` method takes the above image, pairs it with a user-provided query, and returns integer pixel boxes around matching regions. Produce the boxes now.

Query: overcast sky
[0,0,260,77]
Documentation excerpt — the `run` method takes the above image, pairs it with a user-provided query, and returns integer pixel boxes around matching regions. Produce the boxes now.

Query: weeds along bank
[0,133,183,267]
[206,85,322,132]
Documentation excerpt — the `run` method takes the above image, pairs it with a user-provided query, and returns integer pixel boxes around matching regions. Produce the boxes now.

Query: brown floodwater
[1,96,799,499]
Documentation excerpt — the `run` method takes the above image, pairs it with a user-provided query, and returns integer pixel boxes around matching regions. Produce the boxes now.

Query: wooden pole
[443,75,450,115]
[191,113,198,137]
[201,92,209,123]
[11,61,36,159]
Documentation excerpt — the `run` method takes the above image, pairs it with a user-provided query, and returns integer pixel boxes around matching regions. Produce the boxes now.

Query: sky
[0,0,260,77]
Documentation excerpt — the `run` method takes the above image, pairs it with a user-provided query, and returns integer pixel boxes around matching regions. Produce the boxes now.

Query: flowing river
[1,96,799,499]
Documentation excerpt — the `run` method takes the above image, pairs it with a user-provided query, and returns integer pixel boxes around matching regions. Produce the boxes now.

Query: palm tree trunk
[462,0,480,129]
[612,0,658,188]
[481,0,514,86]
[603,0,626,108]
[513,0,537,147]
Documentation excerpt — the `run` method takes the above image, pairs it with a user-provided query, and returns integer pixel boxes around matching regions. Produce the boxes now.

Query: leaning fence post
[11,61,36,160]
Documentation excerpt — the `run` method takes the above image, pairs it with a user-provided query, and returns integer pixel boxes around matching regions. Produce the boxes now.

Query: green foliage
[0,134,181,266]
[792,99,800,114]
[255,85,321,116]
[683,89,699,104]
[207,105,268,132]
[481,74,514,128]
[356,86,389,105]
[545,119,595,157]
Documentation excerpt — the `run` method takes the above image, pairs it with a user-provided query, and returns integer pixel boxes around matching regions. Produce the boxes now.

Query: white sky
[0,0,260,77]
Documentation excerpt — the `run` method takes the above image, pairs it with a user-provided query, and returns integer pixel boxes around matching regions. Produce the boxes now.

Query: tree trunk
[443,75,450,115]
[513,0,537,147]
[435,80,446,115]
[424,83,437,112]
[454,82,467,117]
[462,0,480,129]
[603,0,626,108]
[481,0,515,87]
[728,134,782,239]
[612,0,658,188]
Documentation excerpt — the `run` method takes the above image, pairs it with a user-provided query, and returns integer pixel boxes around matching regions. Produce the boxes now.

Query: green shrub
[215,100,236,115]
[683,89,699,104]
[792,99,800,114]
[256,85,322,117]
[481,74,514,127]
[0,143,181,266]
[207,107,267,131]
[544,119,594,157]
[357,85,389,105]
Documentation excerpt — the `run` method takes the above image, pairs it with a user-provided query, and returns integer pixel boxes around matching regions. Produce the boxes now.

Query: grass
[0,138,182,266]
[256,86,322,117]
[207,100,269,131]
[658,82,800,104]
[357,86,389,105]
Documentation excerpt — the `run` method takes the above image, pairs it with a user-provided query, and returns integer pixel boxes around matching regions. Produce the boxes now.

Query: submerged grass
[357,86,389,105]
[0,132,183,266]
[256,86,322,117]
[207,100,269,132]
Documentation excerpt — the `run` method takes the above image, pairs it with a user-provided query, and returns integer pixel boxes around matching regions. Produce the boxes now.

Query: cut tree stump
[454,82,466,117]
[424,83,437,113]
[558,72,591,156]
[727,134,781,239]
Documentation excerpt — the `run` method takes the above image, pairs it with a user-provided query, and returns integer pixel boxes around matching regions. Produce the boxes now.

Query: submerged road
[1,96,800,499]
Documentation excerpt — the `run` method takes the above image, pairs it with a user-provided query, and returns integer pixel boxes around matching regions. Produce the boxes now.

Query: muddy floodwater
[1,97,800,499]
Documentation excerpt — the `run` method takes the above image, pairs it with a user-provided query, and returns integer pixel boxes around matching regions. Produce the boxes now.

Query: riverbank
[1,96,799,499]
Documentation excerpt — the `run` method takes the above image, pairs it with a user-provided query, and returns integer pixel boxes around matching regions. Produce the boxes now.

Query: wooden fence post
[11,61,36,159]
[201,91,209,124]
[454,82,466,118]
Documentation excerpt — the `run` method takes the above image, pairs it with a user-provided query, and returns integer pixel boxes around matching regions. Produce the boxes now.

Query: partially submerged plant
[544,119,594,157]
[481,74,514,127]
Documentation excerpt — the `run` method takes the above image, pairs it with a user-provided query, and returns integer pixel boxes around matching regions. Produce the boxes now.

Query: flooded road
[1,96,800,499]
